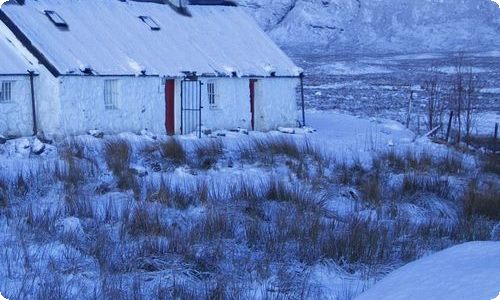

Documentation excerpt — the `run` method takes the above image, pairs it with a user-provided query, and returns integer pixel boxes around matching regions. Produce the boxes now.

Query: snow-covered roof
[0,0,301,77]
[0,28,32,75]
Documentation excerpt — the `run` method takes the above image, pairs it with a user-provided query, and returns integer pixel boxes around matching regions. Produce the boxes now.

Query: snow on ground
[314,62,393,75]
[305,109,415,155]
[474,112,500,136]
[0,109,496,299]
[356,242,500,300]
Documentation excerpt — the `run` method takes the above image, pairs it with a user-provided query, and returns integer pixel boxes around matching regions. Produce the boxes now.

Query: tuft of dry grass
[104,138,137,190]
[401,173,450,198]
[193,139,224,169]
[357,171,382,206]
[0,174,9,208]
[104,138,131,177]
[437,152,463,174]
[125,204,166,237]
[479,153,499,175]
[159,138,186,165]
[462,179,500,221]
[145,178,197,210]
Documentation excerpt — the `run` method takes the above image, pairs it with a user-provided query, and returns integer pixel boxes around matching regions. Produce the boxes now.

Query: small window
[104,80,119,110]
[0,81,13,103]
[139,16,161,31]
[45,10,68,28]
[207,82,216,107]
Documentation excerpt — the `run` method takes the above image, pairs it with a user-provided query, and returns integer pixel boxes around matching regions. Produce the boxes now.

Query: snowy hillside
[238,0,500,54]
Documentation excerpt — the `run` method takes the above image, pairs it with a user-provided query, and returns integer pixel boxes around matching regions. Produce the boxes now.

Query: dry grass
[479,153,499,175]
[462,179,500,221]
[159,138,186,165]
[145,178,198,210]
[193,139,224,169]
[0,174,9,208]
[125,204,167,237]
[104,138,131,177]
[401,174,450,198]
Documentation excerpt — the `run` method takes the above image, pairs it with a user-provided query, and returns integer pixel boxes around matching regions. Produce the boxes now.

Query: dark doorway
[165,79,175,135]
[249,79,257,130]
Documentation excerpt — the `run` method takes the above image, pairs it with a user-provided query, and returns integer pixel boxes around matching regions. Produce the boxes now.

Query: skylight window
[139,16,161,31]
[45,10,68,28]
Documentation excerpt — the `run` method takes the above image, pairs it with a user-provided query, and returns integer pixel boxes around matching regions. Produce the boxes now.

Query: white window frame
[0,81,14,103]
[207,81,217,108]
[104,79,119,110]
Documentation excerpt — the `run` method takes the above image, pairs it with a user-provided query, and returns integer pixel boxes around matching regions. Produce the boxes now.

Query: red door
[165,79,175,135]
[249,79,257,130]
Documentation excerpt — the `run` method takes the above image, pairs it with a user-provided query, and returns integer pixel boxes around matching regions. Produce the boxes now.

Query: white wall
[35,67,61,137]
[56,76,165,136]
[172,77,299,133]
[200,78,252,131]
[3,74,298,137]
[0,75,33,137]
[254,77,299,131]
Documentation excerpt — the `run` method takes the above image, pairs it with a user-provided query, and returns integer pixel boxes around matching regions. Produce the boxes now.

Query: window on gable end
[139,16,161,31]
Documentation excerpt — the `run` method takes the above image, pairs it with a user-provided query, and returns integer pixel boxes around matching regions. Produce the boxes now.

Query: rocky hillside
[238,0,500,54]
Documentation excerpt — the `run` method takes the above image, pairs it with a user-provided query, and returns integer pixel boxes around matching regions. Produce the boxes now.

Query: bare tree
[463,66,479,144]
[423,67,444,132]
[450,53,465,144]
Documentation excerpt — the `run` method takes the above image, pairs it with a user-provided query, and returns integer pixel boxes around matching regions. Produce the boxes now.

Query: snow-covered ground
[0,109,497,299]
[357,242,500,300]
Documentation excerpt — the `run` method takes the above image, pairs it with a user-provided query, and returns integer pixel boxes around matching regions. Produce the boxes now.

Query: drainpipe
[28,70,38,136]
[300,72,306,127]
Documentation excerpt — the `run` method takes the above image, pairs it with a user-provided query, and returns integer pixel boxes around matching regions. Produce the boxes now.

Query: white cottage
[0,0,303,138]
[0,27,37,137]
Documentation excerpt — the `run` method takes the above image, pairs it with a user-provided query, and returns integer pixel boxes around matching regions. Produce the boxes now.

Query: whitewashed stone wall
[0,75,33,137]
[56,76,165,136]
[173,77,299,133]
[254,77,299,131]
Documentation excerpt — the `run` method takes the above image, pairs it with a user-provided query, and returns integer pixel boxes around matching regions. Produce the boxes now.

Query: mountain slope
[238,0,500,54]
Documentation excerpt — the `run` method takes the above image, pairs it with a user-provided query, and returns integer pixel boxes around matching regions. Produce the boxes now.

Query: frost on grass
[0,130,498,299]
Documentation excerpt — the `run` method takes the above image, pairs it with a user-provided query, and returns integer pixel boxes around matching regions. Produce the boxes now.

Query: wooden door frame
[249,79,257,131]
[165,79,175,135]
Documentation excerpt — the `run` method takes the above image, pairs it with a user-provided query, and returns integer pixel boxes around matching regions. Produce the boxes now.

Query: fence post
[495,123,498,152]
[300,73,306,127]
[406,90,413,129]
[446,111,454,143]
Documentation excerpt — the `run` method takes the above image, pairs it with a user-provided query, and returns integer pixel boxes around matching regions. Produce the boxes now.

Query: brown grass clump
[194,139,224,169]
[159,138,186,165]
[462,179,500,221]
[104,139,131,176]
